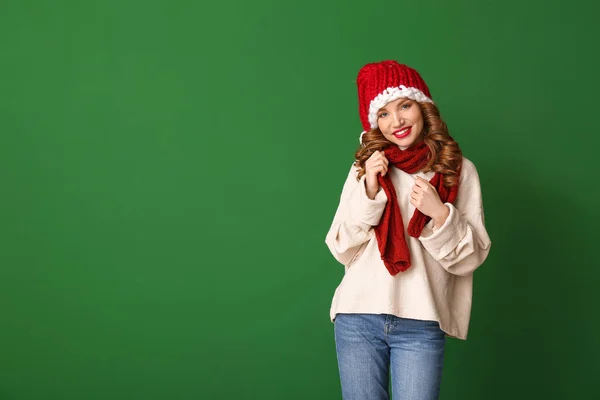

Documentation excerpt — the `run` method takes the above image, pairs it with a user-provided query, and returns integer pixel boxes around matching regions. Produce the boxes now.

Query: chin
[393,137,418,147]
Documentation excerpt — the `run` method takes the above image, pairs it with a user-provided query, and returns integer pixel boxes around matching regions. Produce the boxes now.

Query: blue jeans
[334,313,446,400]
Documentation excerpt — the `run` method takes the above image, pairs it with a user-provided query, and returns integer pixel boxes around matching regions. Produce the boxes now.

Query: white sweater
[325,157,491,340]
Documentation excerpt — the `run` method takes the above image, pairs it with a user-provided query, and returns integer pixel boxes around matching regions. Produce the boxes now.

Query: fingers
[368,158,388,169]
[411,176,442,216]
[410,186,421,200]
[372,159,388,169]
[414,176,429,188]
[414,178,433,197]
[412,179,423,193]
[372,163,388,177]
[411,181,424,208]
[410,187,424,210]
[366,150,389,176]
[368,150,389,163]
[378,151,389,164]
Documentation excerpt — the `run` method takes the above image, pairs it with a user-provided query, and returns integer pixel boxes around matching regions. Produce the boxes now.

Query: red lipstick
[393,126,412,139]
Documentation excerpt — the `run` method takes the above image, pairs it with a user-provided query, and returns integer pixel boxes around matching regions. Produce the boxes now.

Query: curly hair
[354,102,462,187]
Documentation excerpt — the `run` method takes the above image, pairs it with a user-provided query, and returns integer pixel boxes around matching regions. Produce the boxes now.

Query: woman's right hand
[364,150,389,199]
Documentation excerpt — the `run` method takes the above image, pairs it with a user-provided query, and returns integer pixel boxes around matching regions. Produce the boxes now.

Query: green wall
[1,0,598,398]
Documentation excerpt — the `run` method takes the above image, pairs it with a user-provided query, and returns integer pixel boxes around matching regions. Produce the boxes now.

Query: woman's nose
[393,113,404,127]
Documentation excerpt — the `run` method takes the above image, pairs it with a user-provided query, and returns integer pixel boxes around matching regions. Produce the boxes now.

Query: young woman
[325,60,492,400]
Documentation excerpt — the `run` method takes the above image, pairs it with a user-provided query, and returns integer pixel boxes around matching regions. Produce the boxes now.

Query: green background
[1,0,598,398]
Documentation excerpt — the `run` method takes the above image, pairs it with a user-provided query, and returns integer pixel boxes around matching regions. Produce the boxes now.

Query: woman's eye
[402,103,411,109]
[378,112,389,118]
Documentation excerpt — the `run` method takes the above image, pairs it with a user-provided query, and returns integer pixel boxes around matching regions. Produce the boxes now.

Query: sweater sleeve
[418,159,492,276]
[325,164,388,266]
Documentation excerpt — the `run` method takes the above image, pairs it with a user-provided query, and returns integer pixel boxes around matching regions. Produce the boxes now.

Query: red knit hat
[357,60,433,136]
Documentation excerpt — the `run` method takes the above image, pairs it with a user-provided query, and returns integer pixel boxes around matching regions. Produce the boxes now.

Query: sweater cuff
[418,203,467,260]
[348,176,388,227]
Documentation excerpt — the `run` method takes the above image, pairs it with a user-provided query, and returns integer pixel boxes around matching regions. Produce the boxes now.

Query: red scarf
[374,141,459,275]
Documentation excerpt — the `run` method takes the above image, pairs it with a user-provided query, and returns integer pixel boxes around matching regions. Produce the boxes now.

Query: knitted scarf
[374,141,459,275]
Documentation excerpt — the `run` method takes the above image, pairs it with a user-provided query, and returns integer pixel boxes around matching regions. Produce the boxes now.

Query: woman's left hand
[410,176,450,227]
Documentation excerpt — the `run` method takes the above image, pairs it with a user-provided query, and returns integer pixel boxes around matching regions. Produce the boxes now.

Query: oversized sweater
[325,156,491,340]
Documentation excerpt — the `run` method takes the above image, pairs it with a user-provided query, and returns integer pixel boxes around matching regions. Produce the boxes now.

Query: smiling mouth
[393,126,412,139]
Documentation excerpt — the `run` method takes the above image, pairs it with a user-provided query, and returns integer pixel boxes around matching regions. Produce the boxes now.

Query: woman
[325,60,492,400]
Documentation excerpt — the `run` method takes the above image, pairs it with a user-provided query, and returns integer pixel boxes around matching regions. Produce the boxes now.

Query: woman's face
[376,97,424,148]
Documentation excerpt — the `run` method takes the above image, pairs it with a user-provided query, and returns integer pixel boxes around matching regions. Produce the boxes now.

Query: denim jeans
[334,313,446,400]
